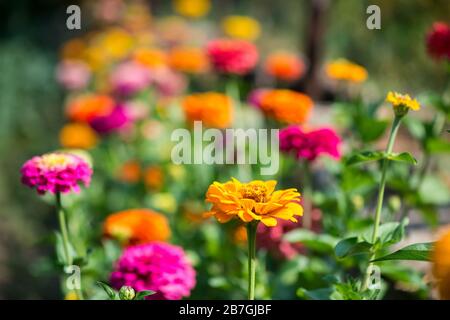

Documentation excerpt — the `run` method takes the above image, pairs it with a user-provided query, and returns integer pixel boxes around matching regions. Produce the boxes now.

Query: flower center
[240,183,268,202]
[37,153,75,170]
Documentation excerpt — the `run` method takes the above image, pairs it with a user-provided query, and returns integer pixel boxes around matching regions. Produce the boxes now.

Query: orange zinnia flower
[182,92,233,128]
[133,48,167,69]
[103,209,171,246]
[205,178,303,227]
[66,94,115,123]
[59,123,98,150]
[168,47,209,74]
[118,160,141,184]
[264,52,305,81]
[259,89,313,124]
[432,227,450,300]
[325,59,368,83]
[144,166,164,190]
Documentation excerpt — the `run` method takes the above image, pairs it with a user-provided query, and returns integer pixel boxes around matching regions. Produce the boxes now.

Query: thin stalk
[361,115,402,292]
[246,221,258,300]
[302,161,313,229]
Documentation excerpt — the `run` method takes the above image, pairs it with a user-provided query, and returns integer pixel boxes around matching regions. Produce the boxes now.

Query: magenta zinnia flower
[21,152,92,195]
[90,105,132,134]
[110,61,152,96]
[426,22,450,60]
[206,39,258,75]
[110,242,196,300]
[279,126,341,162]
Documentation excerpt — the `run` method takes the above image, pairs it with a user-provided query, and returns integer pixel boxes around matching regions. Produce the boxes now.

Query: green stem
[361,115,402,292]
[246,221,258,300]
[302,161,313,229]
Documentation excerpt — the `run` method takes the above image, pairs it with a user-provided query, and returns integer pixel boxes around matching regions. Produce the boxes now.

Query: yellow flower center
[240,183,268,202]
[37,153,75,170]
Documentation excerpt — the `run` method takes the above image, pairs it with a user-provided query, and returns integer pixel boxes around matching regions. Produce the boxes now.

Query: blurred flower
[149,193,177,214]
[205,178,303,227]
[247,88,270,108]
[110,61,152,95]
[326,59,368,83]
[66,94,115,123]
[110,242,196,300]
[156,16,191,45]
[90,105,132,134]
[168,47,209,74]
[60,38,86,60]
[121,2,152,32]
[92,0,124,24]
[257,208,321,259]
[264,52,305,81]
[82,45,108,72]
[432,227,450,299]
[233,225,248,244]
[65,291,79,300]
[221,15,261,41]
[152,68,187,97]
[386,91,420,116]
[104,209,171,246]
[99,27,134,60]
[118,160,141,184]
[426,22,450,60]
[144,166,164,190]
[133,48,168,69]
[21,152,92,195]
[182,92,233,128]
[172,0,210,19]
[207,39,259,75]
[168,164,186,181]
[258,89,313,124]
[59,123,98,150]
[56,60,91,91]
[279,126,341,162]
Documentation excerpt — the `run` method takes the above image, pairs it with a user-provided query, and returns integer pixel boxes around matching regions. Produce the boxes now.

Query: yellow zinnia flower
[386,91,420,116]
[173,0,210,19]
[222,15,261,41]
[326,59,368,83]
[432,227,450,300]
[205,178,303,227]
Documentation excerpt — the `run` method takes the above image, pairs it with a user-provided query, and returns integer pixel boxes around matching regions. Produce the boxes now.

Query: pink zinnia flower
[110,242,196,300]
[206,39,258,75]
[56,60,91,91]
[110,61,152,95]
[21,152,92,195]
[426,22,450,60]
[279,126,341,162]
[90,105,132,134]
[152,68,187,97]
[257,208,322,259]
[247,88,269,109]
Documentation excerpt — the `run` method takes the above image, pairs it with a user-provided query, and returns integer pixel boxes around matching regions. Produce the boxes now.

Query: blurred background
[0,0,449,299]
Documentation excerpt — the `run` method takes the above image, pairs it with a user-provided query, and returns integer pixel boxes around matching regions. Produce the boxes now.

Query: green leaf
[346,151,385,166]
[372,242,434,262]
[426,138,450,154]
[297,287,333,300]
[135,290,156,300]
[362,220,408,246]
[334,237,372,259]
[284,229,339,252]
[386,152,417,165]
[356,117,388,143]
[97,281,118,300]
[55,232,77,266]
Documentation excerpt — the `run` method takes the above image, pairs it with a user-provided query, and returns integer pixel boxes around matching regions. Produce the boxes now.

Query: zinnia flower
[90,105,132,134]
[56,60,91,90]
[221,15,261,41]
[426,22,450,60]
[117,160,141,184]
[59,123,98,150]
[206,39,259,75]
[264,52,305,81]
[66,94,115,123]
[172,0,210,19]
[21,152,92,195]
[279,125,341,161]
[98,27,134,60]
[205,178,303,227]
[258,89,313,124]
[110,61,152,95]
[144,166,164,190]
[110,242,196,300]
[152,68,187,97]
[326,59,368,83]
[432,227,450,300]
[386,91,420,116]
[168,47,209,74]
[182,92,233,128]
[103,209,171,246]
[133,48,168,69]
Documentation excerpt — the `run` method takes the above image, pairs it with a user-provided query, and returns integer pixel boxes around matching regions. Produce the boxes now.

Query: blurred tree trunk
[304,0,329,99]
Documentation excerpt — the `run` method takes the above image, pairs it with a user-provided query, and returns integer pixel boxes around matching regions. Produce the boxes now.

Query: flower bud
[119,286,136,300]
